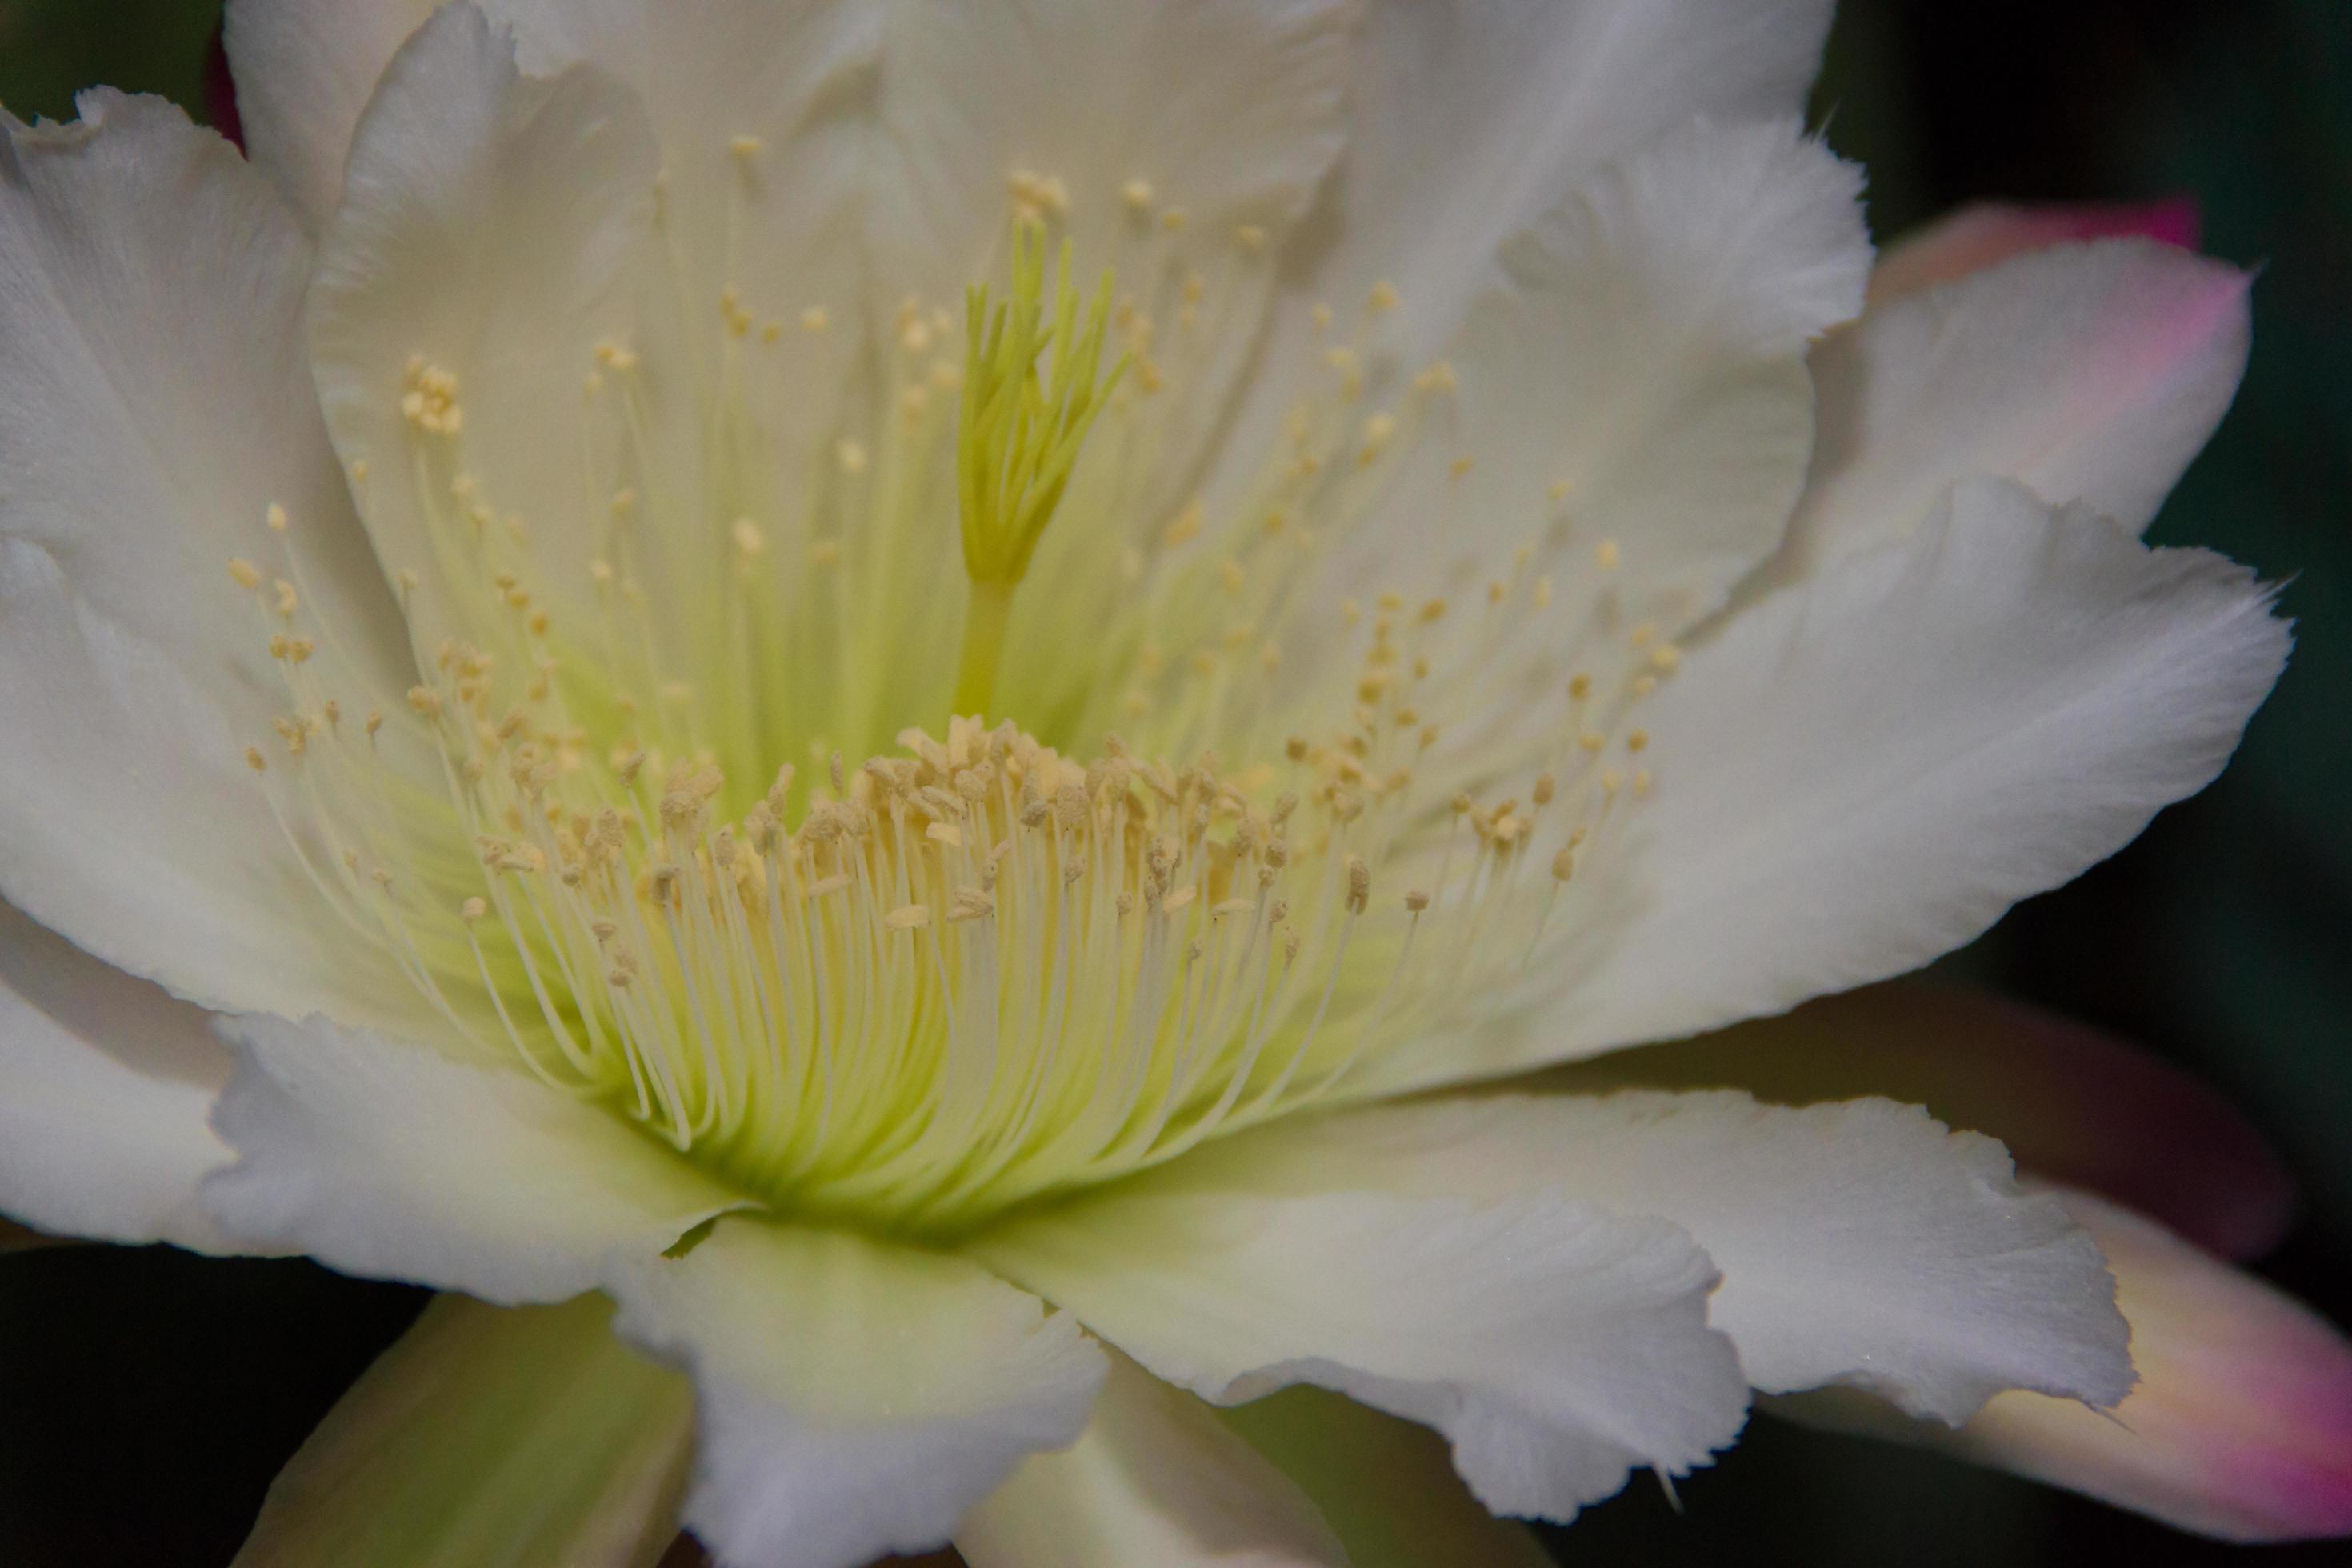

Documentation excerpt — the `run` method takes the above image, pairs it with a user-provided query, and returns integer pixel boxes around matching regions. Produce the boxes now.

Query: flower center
[234,188,1674,1233]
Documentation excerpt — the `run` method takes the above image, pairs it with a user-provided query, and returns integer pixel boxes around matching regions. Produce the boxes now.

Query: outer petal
[235,1292,693,1568]
[223,0,442,232]
[957,1354,1349,1568]
[201,1014,743,1303]
[1777,240,2250,582]
[606,1219,1107,1568]
[1478,478,2286,1070]
[0,901,233,1251]
[1284,0,1837,366]
[1866,198,2203,306]
[1221,1387,1555,1568]
[1780,1190,2352,1543]
[1559,979,2298,1262]
[970,1174,1746,1523]
[309,3,662,633]
[0,90,420,1026]
[1158,1091,2132,1424]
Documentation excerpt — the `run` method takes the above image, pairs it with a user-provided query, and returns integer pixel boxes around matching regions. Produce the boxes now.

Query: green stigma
[951,223,1126,718]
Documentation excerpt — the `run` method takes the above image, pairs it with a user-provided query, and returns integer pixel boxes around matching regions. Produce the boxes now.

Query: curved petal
[0,901,234,1252]
[1220,1386,1554,1568]
[200,1014,744,1303]
[222,0,442,233]
[309,2,662,633]
[606,1218,1106,1568]
[235,1292,693,1568]
[1382,119,1864,628]
[1473,478,2286,1070]
[1777,1189,2352,1543]
[0,90,421,1026]
[1554,979,2298,1262]
[1867,198,2203,306]
[957,1353,1348,1568]
[1279,0,1837,367]
[970,1170,1746,1523]
[1776,240,2250,583]
[1162,1090,2132,1423]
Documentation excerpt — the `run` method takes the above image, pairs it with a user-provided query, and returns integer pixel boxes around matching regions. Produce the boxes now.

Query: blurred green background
[1,1,2347,1563]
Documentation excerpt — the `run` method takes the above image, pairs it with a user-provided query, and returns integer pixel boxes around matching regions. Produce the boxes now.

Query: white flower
[0,2,2296,1565]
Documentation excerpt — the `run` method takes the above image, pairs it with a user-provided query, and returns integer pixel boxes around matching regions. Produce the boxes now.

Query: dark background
[2,2,2347,1563]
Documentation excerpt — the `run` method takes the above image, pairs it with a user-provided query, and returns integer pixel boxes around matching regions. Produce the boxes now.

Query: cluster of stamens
[229,151,1682,1232]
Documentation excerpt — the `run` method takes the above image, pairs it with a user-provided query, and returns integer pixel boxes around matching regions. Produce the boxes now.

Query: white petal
[223,0,442,232]
[1286,0,1838,366]
[236,1292,694,1568]
[1775,1188,2352,1542]
[970,1171,1746,1522]
[1358,121,1865,634]
[958,1354,1348,1568]
[1775,240,2251,583]
[201,1014,742,1303]
[606,1219,1106,1568]
[0,90,421,1025]
[1185,1093,2133,1423]
[309,2,662,630]
[1488,478,2286,1067]
[0,901,234,1251]
[870,0,1351,293]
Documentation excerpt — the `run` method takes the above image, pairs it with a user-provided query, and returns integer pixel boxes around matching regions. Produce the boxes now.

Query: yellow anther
[886,902,933,931]
[728,134,763,159]
[401,359,464,436]
[837,440,869,475]
[461,896,488,922]
[1551,848,1575,882]
[1650,644,1683,674]
[731,518,766,557]
[1006,168,1070,222]
[244,746,266,773]
[1367,280,1400,313]
[800,306,830,334]
[1122,177,1155,213]
[1346,856,1371,915]
[1596,539,1622,570]
[227,558,262,590]
[266,503,289,532]
[1234,223,1267,253]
